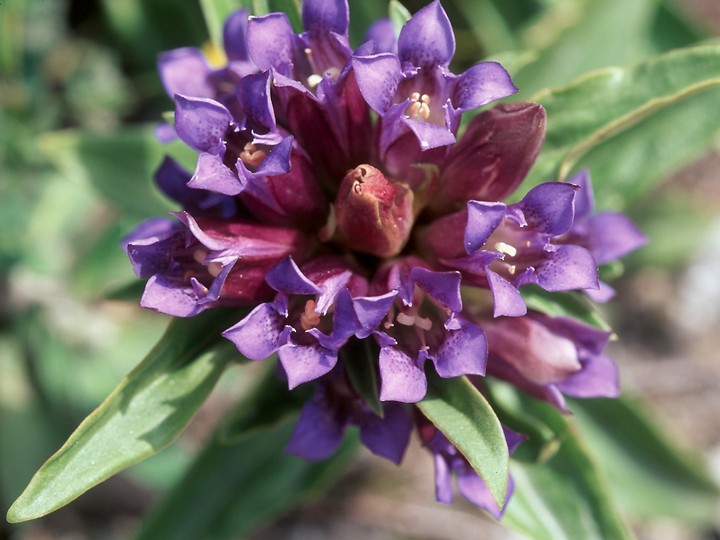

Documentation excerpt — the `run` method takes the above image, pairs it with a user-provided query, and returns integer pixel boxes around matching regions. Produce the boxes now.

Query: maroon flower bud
[430,102,546,215]
[333,165,414,257]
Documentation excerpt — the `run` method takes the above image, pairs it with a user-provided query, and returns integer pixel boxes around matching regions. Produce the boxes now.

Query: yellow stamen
[201,41,227,69]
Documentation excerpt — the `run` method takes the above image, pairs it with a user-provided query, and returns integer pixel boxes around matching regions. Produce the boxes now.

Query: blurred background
[1,0,720,538]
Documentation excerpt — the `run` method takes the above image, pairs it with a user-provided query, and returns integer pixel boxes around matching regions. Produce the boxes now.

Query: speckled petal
[188,152,242,195]
[302,0,349,36]
[433,322,487,378]
[223,9,251,61]
[403,116,456,151]
[174,95,232,153]
[266,257,322,295]
[410,267,462,313]
[140,275,205,317]
[464,201,507,254]
[278,341,338,389]
[247,13,295,71]
[398,0,455,69]
[516,182,577,236]
[536,245,599,292]
[378,346,427,403]
[222,302,286,360]
[486,269,527,317]
[238,71,278,135]
[352,54,402,113]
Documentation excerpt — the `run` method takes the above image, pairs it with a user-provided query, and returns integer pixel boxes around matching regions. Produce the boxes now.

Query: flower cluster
[126,0,646,516]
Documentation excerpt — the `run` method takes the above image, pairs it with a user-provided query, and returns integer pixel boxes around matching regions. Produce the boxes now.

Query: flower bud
[334,165,414,257]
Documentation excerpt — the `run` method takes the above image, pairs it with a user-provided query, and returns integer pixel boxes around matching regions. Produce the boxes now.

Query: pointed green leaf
[417,374,509,507]
[389,0,411,37]
[342,338,383,417]
[505,423,633,540]
[136,420,359,540]
[220,360,310,444]
[524,45,720,190]
[7,309,244,523]
[521,286,612,331]
[571,397,720,524]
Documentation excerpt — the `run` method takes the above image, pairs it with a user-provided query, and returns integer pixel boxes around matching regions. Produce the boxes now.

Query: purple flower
[418,416,524,517]
[127,0,646,513]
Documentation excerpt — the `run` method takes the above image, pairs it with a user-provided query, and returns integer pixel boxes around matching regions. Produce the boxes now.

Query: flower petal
[223,9,251,62]
[140,275,205,317]
[486,270,527,317]
[222,302,286,360]
[517,182,577,235]
[278,341,338,389]
[585,212,648,265]
[359,403,412,464]
[410,267,462,313]
[536,245,599,292]
[556,354,620,398]
[266,257,322,295]
[378,346,427,403]
[188,152,243,195]
[157,48,214,99]
[302,0,349,36]
[286,388,346,460]
[247,13,295,72]
[452,62,517,111]
[174,95,232,153]
[398,0,455,69]
[433,322,487,378]
[465,201,507,254]
[352,54,402,113]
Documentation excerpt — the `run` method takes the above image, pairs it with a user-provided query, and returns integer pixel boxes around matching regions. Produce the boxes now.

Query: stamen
[415,316,432,332]
[207,262,223,278]
[193,248,208,265]
[494,241,518,257]
[396,312,415,326]
[507,265,517,276]
[300,300,321,330]
[307,74,323,88]
[404,92,431,121]
[239,143,267,170]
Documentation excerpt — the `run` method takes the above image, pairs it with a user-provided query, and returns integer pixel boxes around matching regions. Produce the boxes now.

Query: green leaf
[521,286,612,331]
[571,397,720,524]
[38,126,196,219]
[505,423,634,540]
[524,44,720,190]
[219,360,311,444]
[268,0,302,32]
[136,420,359,540]
[417,374,509,507]
[200,0,251,47]
[388,0,411,37]
[7,309,244,523]
[342,338,383,417]
[483,379,569,464]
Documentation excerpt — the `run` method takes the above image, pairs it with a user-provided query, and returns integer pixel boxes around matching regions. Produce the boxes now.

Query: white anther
[494,242,518,257]
[396,312,415,326]
[507,265,517,276]
[307,74,323,88]
[207,262,223,278]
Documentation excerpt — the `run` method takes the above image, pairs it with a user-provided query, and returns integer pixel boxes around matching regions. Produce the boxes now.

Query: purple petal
[585,281,616,303]
[465,201,507,254]
[330,288,362,343]
[536,245,599,292]
[266,257,322,295]
[568,169,593,218]
[302,0,349,36]
[351,54,402,113]
[517,182,577,236]
[398,0,455,69]
[238,71,277,134]
[174,95,232,153]
[247,13,295,71]
[157,48,214,99]
[433,453,454,504]
[364,18,396,54]
[278,342,338,389]
[359,403,412,464]
[486,270,527,317]
[457,470,513,519]
[403,116,456,151]
[140,275,204,317]
[433,322,487,378]
[286,389,346,460]
[155,123,178,143]
[223,9,251,61]
[315,270,353,314]
[378,346,427,403]
[123,216,177,255]
[222,302,286,360]
[410,267,462,313]
[188,152,242,195]
[452,62,517,111]
[351,291,397,338]
[556,354,620,398]
[584,212,648,264]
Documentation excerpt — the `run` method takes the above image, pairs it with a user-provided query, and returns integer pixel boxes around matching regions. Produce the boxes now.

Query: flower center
[405,92,431,121]
[239,143,267,170]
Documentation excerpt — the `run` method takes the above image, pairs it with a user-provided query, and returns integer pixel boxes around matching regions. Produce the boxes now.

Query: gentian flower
[126,0,646,515]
